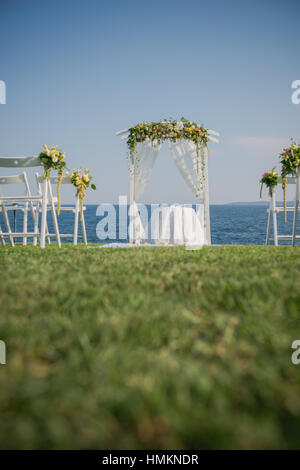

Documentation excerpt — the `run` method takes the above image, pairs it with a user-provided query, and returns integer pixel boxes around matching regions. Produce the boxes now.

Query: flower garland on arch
[126,118,210,175]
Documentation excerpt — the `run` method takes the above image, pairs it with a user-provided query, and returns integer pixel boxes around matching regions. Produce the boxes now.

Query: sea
[1,204,299,245]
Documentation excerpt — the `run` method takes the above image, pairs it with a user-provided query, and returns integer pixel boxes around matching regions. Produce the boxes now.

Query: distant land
[224,201,293,206]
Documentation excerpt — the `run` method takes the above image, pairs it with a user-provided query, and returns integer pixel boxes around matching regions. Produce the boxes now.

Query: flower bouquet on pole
[39,145,66,215]
[260,168,279,198]
[70,169,96,220]
[280,139,300,222]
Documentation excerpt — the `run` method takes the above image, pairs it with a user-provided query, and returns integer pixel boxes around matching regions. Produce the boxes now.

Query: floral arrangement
[280,139,300,221]
[39,145,66,214]
[70,169,96,219]
[127,118,210,174]
[259,168,279,198]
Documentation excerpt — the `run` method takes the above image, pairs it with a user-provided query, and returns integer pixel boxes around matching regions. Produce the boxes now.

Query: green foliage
[0,245,300,449]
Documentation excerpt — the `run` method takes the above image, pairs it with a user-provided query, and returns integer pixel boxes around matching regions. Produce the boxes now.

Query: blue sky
[0,0,299,203]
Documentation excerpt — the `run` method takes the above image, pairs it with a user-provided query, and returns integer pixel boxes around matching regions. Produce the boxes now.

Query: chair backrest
[35,173,73,205]
[35,173,71,185]
[0,172,32,197]
[0,174,26,184]
[0,157,42,198]
[0,156,41,168]
[35,173,71,196]
[278,176,298,185]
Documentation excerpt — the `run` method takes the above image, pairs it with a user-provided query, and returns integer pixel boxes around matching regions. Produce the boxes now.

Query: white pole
[22,202,28,246]
[40,179,48,249]
[203,147,211,245]
[129,165,134,243]
[0,223,5,246]
[74,197,80,246]
[271,190,278,246]
[292,171,300,246]
[265,202,271,245]
[81,207,88,246]
[48,181,61,248]
[2,203,14,246]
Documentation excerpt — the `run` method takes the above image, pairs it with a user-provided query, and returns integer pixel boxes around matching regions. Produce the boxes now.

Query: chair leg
[31,202,38,246]
[0,222,6,246]
[270,193,278,246]
[46,221,51,245]
[272,210,278,246]
[23,202,28,246]
[40,180,48,249]
[73,198,79,246]
[50,208,61,248]
[265,208,271,245]
[292,203,299,247]
[81,210,87,246]
[1,204,14,247]
[292,177,300,247]
[49,192,61,248]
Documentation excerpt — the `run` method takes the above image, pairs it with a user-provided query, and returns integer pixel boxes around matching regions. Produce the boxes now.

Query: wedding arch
[116,118,219,245]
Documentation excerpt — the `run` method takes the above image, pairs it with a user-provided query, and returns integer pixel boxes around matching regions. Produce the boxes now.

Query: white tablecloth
[149,204,205,246]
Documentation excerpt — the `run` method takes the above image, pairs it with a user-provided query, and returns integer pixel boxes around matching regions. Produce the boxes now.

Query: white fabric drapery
[168,140,205,200]
[129,139,161,242]
[168,140,210,245]
[150,204,205,246]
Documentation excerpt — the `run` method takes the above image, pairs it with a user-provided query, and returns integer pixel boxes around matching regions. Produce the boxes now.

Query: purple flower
[262,172,269,178]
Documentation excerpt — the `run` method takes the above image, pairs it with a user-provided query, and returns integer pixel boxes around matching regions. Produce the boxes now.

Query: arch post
[129,164,134,243]
[203,146,211,245]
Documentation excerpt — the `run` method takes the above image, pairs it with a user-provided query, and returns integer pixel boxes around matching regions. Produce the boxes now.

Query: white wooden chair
[265,174,300,246]
[0,172,38,246]
[35,173,87,245]
[0,157,60,248]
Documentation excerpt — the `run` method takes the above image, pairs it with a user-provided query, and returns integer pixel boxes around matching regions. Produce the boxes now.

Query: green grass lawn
[0,245,300,449]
